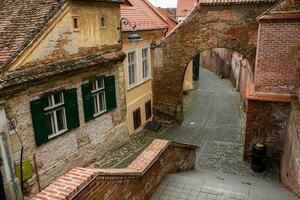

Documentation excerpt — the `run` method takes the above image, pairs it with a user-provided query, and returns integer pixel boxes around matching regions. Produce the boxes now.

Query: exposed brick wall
[6,62,128,196]
[32,139,197,200]
[254,21,300,94]
[281,98,300,197]
[244,100,291,160]
[153,3,276,121]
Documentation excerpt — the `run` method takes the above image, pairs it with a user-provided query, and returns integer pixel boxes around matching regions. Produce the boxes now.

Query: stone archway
[152,1,278,122]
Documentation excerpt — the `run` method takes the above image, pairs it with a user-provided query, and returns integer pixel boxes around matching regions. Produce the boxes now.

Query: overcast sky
[148,0,178,8]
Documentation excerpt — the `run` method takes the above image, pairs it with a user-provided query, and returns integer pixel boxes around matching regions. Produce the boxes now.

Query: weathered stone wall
[5,62,128,196]
[244,100,291,160]
[153,3,276,121]
[254,21,300,94]
[281,98,300,197]
[32,139,197,200]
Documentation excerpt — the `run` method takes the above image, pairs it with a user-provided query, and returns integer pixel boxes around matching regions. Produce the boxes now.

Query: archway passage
[161,67,247,173]
[152,1,278,121]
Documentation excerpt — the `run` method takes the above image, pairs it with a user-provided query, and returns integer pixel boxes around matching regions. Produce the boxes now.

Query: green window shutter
[30,98,48,146]
[105,76,117,111]
[64,88,80,130]
[81,82,94,122]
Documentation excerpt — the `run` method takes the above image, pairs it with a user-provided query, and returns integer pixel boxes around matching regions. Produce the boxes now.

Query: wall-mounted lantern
[119,17,142,42]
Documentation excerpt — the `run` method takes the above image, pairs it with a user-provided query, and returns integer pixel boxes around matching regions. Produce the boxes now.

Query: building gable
[6,1,121,72]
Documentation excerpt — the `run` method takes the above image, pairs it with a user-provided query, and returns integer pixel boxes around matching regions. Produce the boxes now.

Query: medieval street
[151,68,297,200]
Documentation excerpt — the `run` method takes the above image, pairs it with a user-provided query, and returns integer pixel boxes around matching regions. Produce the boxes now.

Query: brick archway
[152,2,277,122]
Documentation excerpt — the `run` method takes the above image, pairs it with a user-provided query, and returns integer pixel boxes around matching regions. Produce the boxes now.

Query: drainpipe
[0,102,22,200]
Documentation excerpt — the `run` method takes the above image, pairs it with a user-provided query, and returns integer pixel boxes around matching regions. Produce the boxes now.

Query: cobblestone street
[151,68,297,200]
[159,68,279,181]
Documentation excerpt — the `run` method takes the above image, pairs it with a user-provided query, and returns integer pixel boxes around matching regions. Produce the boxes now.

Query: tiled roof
[176,0,195,17]
[156,8,178,34]
[0,0,124,71]
[199,0,279,5]
[162,8,177,18]
[121,0,168,32]
[0,0,66,70]
[259,0,300,20]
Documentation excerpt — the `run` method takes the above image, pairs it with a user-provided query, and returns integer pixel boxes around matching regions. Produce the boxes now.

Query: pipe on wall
[0,105,22,200]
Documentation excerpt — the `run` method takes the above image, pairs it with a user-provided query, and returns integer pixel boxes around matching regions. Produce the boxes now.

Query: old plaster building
[0,0,128,198]
[120,0,168,135]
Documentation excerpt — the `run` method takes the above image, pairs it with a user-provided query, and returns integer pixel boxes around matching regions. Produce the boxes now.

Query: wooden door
[145,100,152,120]
[133,108,141,130]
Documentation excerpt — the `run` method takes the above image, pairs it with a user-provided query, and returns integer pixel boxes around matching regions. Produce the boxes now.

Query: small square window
[73,16,79,30]
[100,15,106,28]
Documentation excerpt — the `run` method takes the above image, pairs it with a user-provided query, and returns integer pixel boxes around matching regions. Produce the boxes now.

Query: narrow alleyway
[160,67,255,177]
[152,68,297,200]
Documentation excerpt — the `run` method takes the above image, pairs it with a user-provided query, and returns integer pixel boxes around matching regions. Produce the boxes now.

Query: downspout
[0,102,22,200]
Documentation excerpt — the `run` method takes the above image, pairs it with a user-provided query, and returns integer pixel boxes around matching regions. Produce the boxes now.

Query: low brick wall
[244,99,291,160]
[281,98,300,197]
[32,139,197,200]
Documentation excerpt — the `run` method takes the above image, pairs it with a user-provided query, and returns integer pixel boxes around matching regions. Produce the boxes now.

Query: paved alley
[159,67,261,178]
[151,169,298,200]
[152,68,298,200]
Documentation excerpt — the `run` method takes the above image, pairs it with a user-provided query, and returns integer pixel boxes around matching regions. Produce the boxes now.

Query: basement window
[73,16,80,30]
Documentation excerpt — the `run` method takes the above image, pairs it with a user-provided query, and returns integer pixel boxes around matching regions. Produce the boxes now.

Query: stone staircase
[151,169,298,200]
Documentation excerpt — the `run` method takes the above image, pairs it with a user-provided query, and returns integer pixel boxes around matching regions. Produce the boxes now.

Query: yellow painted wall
[8,1,121,71]
[183,60,194,91]
[122,30,164,135]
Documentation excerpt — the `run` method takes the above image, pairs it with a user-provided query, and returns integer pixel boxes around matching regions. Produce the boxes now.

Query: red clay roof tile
[0,0,66,69]
[121,0,168,32]
[156,7,178,34]
[176,0,195,17]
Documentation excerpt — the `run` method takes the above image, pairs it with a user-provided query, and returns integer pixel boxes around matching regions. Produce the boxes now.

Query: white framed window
[128,50,137,86]
[44,92,67,139]
[142,47,150,79]
[92,78,106,116]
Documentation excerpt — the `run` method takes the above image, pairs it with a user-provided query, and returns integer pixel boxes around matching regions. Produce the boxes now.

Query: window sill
[127,77,152,91]
[93,110,107,118]
[48,129,68,141]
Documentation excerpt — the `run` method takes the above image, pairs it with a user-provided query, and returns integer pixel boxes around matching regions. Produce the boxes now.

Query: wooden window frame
[91,78,107,117]
[127,50,137,88]
[44,92,68,139]
[142,47,151,80]
[145,100,152,120]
